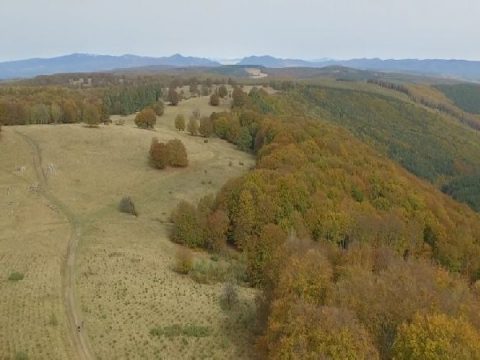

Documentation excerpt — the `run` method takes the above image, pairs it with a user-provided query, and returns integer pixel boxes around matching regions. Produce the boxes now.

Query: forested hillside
[171,88,480,359]
[435,83,480,114]
[291,85,480,211]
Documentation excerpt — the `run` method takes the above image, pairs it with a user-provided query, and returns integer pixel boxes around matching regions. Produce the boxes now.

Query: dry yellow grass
[0,95,256,359]
[0,130,74,359]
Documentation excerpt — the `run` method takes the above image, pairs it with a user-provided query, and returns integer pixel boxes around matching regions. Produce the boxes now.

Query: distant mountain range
[238,56,480,80]
[2,53,480,81]
[0,53,220,79]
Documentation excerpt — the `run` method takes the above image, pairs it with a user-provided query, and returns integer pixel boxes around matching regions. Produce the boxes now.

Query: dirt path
[15,130,93,360]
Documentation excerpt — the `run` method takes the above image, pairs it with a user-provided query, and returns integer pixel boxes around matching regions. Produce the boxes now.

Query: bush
[8,272,24,281]
[173,248,193,274]
[199,117,214,137]
[134,108,156,129]
[150,138,169,169]
[151,101,164,116]
[118,196,137,216]
[220,281,239,310]
[210,93,220,106]
[166,139,188,167]
[189,258,230,284]
[150,138,188,169]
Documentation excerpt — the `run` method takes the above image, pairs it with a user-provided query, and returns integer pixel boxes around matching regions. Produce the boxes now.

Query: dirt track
[15,130,93,360]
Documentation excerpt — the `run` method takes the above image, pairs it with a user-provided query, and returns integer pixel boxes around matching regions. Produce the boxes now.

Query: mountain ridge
[237,55,480,80]
[0,53,220,79]
[3,53,480,81]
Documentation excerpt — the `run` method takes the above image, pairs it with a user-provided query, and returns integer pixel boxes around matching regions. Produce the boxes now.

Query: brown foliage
[150,138,188,169]
[168,88,179,106]
[166,139,188,167]
[135,108,156,129]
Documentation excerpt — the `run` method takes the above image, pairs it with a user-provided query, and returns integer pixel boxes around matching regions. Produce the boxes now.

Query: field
[0,95,256,359]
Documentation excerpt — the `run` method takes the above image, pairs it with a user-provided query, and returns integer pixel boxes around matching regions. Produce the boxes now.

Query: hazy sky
[1,0,479,62]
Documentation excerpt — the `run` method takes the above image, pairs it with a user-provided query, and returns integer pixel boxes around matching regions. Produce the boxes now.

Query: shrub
[151,101,164,116]
[119,196,137,216]
[166,139,188,167]
[210,93,220,106]
[174,114,185,131]
[150,139,169,169]
[189,258,230,284]
[199,117,214,137]
[173,248,193,274]
[8,272,24,281]
[150,138,188,169]
[220,281,239,310]
[135,108,156,129]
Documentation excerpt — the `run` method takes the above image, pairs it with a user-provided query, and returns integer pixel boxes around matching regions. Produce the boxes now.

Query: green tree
[175,114,186,131]
[50,103,63,124]
[171,201,205,247]
[187,117,199,136]
[236,127,253,151]
[218,85,228,98]
[232,87,248,107]
[62,100,78,123]
[199,117,213,137]
[30,104,50,124]
[83,103,101,127]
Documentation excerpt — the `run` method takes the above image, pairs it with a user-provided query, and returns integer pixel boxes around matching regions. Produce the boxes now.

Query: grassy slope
[0,96,257,360]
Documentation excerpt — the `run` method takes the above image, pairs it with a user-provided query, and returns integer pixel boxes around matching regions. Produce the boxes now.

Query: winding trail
[15,130,93,360]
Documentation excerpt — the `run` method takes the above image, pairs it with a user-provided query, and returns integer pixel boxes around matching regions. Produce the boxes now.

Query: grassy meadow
[0,95,257,359]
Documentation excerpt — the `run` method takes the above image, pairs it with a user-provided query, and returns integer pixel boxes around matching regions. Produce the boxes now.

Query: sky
[1,0,479,62]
